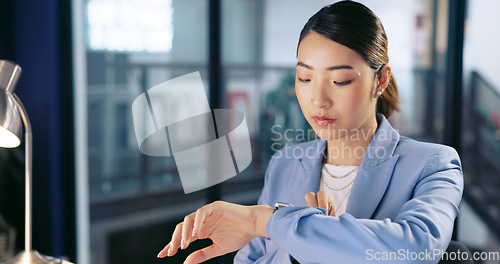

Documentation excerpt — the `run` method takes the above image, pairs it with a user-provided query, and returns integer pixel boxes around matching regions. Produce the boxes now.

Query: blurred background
[0,0,499,263]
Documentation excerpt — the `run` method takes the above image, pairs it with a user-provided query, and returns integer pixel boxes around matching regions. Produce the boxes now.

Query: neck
[325,115,378,166]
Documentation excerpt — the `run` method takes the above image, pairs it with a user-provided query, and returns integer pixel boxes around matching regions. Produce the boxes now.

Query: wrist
[251,204,274,238]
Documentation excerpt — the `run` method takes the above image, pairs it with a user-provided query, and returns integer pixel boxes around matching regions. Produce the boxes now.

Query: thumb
[304,192,318,207]
[184,244,223,264]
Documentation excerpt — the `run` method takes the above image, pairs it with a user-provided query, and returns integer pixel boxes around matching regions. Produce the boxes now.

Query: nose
[310,78,332,108]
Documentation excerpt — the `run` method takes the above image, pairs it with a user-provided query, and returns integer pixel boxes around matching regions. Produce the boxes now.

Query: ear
[374,65,391,98]
[377,65,391,91]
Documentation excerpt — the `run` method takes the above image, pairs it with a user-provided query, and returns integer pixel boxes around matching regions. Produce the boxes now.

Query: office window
[74,0,209,263]
[460,0,500,253]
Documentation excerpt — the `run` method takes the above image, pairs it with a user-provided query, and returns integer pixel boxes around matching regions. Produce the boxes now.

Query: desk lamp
[0,60,73,264]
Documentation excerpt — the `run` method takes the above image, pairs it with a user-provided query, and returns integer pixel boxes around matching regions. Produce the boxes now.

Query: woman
[157,1,463,263]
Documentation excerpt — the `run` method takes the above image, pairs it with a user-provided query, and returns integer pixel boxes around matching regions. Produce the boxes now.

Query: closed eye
[298,78,311,83]
[334,80,352,86]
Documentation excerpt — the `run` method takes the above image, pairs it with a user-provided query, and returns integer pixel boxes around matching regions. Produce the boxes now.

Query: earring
[377,91,382,97]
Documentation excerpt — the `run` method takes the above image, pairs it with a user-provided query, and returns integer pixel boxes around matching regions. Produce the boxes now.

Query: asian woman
[157,1,463,263]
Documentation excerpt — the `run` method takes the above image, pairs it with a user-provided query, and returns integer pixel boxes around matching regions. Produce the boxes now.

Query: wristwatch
[274,202,293,213]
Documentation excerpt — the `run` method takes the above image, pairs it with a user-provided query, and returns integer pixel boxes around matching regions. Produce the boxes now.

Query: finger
[304,192,318,207]
[316,191,329,210]
[193,203,215,239]
[327,195,335,216]
[157,243,170,258]
[182,213,196,249]
[169,222,184,256]
[184,244,223,264]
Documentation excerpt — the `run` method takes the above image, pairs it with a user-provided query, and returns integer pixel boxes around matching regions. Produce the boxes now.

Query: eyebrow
[296,61,353,71]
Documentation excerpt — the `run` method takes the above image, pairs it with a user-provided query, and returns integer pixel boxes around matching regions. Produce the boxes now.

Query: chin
[314,127,340,141]
[315,121,358,140]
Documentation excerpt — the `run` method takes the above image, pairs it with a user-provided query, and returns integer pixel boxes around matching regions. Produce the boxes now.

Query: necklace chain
[321,164,359,215]
[333,188,353,216]
[322,174,356,191]
[323,165,359,179]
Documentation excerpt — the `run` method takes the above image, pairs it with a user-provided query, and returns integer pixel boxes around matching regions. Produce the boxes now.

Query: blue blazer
[234,114,463,263]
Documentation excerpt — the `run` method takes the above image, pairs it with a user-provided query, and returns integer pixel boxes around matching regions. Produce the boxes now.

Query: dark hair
[298,0,400,118]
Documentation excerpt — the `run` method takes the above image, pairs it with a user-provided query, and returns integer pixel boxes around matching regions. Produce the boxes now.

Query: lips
[313,115,336,126]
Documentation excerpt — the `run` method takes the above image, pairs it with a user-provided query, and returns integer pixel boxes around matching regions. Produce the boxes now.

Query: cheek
[340,86,360,104]
[343,85,372,112]
[295,86,309,107]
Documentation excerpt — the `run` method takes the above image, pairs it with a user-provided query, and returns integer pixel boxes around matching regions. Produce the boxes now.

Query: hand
[305,191,335,216]
[157,201,274,264]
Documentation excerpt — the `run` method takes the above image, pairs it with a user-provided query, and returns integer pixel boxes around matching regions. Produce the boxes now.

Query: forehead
[297,31,368,69]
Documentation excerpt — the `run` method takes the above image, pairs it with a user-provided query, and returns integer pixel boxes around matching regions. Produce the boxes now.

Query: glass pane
[79,0,210,262]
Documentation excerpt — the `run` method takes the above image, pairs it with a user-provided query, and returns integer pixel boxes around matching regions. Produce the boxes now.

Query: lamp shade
[0,60,22,148]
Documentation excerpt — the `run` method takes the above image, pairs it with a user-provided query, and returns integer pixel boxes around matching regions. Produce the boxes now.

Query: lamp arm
[13,93,32,253]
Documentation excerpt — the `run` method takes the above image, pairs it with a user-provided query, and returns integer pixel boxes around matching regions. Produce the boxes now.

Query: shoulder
[265,139,324,185]
[271,139,325,161]
[267,139,326,175]
[392,136,462,182]
[258,139,324,206]
[395,136,460,162]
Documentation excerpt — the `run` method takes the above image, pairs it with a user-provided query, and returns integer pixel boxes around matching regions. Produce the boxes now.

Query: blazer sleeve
[265,146,463,264]
[234,154,276,263]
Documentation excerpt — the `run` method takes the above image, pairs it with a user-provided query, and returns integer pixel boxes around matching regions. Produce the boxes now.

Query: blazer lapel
[346,155,399,219]
[346,114,401,219]
[295,140,326,204]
